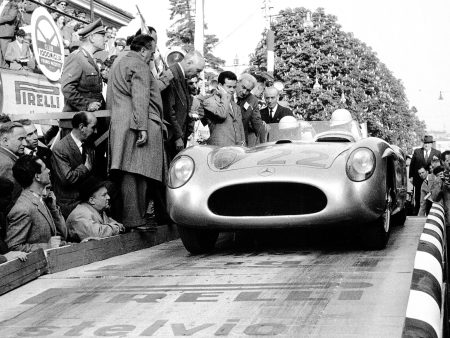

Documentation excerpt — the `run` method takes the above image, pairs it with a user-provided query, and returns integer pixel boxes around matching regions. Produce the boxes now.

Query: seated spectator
[6,155,67,253]
[0,177,27,263]
[4,29,32,70]
[0,122,27,215]
[51,112,97,218]
[66,176,124,242]
[16,119,53,173]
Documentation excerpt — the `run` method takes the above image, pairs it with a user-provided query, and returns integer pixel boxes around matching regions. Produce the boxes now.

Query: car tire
[392,208,407,226]
[177,225,219,254]
[364,190,392,250]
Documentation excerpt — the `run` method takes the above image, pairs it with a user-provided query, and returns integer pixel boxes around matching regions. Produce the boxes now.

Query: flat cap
[78,18,106,38]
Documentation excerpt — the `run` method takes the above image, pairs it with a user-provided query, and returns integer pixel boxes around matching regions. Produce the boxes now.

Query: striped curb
[403,203,446,338]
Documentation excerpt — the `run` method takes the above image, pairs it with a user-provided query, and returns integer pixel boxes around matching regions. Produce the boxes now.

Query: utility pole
[194,0,205,93]
[262,0,274,77]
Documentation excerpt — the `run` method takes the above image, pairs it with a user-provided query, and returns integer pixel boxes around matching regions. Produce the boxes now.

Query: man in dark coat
[260,86,293,124]
[51,112,97,218]
[162,50,205,160]
[236,73,266,146]
[409,135,441,215]
[0,122,26,221]
[17,119,53,174]
[107,34,166,229]
[0,0,18,68]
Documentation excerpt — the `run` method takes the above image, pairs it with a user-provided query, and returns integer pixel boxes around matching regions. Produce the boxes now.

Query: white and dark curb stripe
[403,203,446,338]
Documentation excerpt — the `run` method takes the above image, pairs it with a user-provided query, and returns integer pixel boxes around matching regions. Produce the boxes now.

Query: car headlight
[168,156,195,188]
[346,148,376,181]
[211,148,244,170]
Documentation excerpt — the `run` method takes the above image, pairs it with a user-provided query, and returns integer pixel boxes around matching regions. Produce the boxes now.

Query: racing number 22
[256,149,328,167]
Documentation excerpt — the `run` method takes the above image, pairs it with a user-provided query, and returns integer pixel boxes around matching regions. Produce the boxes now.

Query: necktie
[81,144,87,163]
[425,150,429,162]
[270,108,274,118]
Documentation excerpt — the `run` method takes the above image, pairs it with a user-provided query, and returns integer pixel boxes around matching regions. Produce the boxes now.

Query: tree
[166,0,225,72]
[249,7,426,150]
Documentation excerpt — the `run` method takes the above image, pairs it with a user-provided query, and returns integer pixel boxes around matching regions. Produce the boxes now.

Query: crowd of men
[0,0,122,72]
[2,3,450,266]
[0,15,295,263]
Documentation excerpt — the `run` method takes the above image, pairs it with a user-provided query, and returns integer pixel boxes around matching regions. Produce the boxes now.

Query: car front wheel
[177,225,219,254]
[363,190,392,250]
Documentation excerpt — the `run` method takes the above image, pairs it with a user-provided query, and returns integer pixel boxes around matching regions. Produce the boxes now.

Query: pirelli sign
[0,69,63,115]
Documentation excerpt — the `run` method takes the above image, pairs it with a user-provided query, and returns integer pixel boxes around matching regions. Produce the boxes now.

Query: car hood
[208,142,353,171]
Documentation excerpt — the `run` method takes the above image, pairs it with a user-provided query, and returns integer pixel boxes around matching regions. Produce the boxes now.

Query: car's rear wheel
[177,225,219,254]
[364,190,392,250]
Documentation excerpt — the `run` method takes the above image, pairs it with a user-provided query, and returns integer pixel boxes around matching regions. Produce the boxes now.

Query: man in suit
[4,28,32,70]
[0,0,18,68]
[162,50,205,160]
[236,73,266,146]
[51,112,97,218]
[409,135,441,215]
[17,119,53,173]
[203,71,245,147]
[0,122,26,219]
[260,87,293,124]
[107,34,166,229]
[66,176,124,242]
[6,155,67,253]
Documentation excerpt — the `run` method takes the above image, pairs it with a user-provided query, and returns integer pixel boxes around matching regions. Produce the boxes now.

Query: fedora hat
[423,135,434,143]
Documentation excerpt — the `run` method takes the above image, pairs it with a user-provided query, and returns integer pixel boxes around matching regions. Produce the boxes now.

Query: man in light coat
[107,34,166,229]
[6,155,67,252]
[66,176,124,242]
[203,71,245,147]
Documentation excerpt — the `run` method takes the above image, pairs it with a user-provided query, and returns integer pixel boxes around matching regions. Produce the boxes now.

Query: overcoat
[0,1,18,38]
[107,50,165,182]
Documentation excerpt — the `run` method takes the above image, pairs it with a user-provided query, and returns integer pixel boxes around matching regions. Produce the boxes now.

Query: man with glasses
[235,73,265,146]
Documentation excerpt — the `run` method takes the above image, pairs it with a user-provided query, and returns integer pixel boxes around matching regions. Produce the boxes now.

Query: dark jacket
[409,147,441,186]
[51,134,93,218]
[260,104,293,124]
[61,47,105,112]
[161,63,192,143]
[238,93,266,146]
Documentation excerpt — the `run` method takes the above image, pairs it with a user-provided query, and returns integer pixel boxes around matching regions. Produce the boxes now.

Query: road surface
[0,217,425,337]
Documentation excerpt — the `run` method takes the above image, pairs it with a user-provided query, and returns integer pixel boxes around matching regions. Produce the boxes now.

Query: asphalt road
[0,217,425,337]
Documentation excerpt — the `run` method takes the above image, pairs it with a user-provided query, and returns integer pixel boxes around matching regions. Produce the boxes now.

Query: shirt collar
[70,131,83,151]
[177,62,186,78]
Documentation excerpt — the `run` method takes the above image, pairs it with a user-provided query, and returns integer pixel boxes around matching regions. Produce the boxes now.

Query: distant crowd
[0,0,124,73]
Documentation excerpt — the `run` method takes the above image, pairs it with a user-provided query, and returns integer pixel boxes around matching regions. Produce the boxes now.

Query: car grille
[208,183,327,216]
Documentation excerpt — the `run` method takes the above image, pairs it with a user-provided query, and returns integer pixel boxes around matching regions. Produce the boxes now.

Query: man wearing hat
[409,135,441,215]
[4,29,32,70]
[61,18,106,113]
[66,176,124,242]
[60,18,109,180]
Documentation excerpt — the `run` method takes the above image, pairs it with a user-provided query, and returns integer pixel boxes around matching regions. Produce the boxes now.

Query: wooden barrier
[0,248,47,296]
[46,224,178,274]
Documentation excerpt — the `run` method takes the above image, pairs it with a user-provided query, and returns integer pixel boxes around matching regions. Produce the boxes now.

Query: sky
[109,0,450,133]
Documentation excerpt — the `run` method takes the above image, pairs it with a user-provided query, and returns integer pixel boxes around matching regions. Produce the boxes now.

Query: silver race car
[167,115,408,253]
